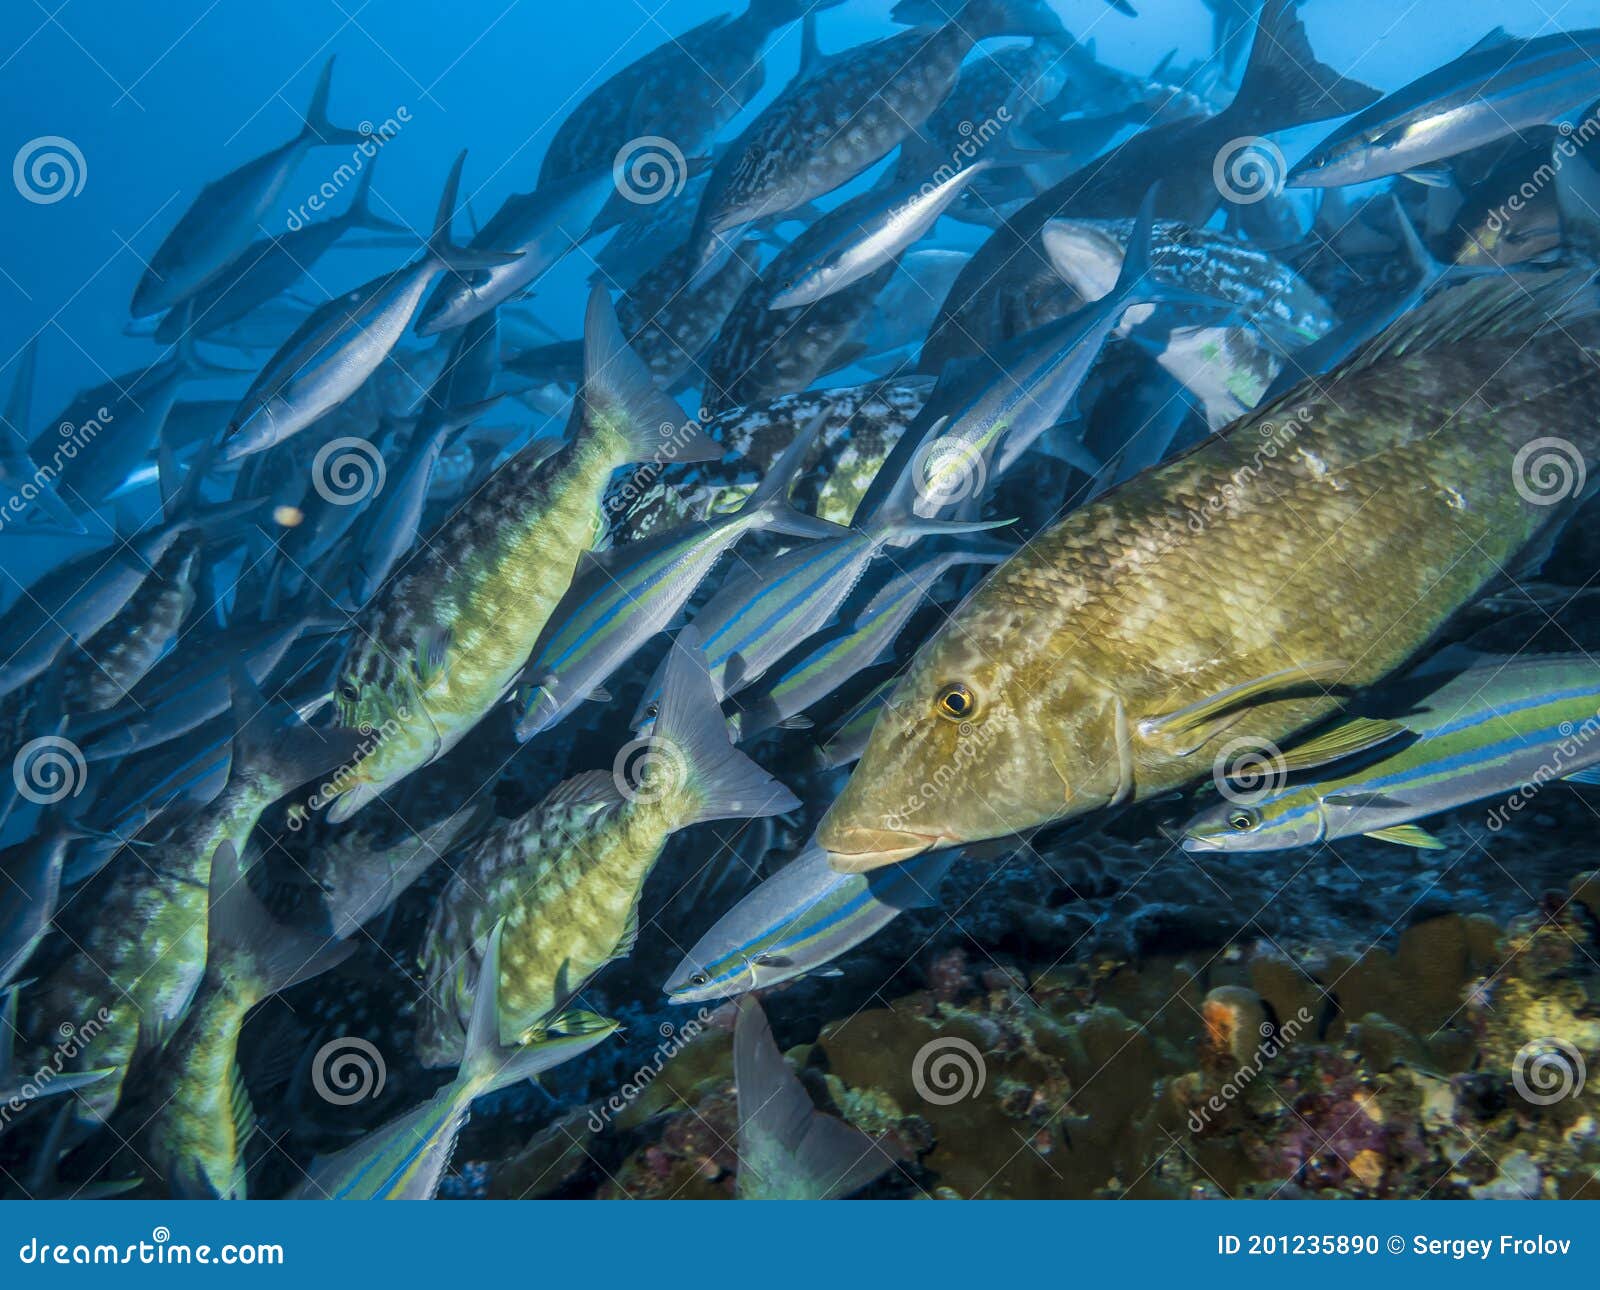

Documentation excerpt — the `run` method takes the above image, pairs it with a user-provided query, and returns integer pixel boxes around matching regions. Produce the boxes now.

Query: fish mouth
[820,824,943,874]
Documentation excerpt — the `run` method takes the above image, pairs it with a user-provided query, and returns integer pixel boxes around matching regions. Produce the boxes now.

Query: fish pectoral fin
[777,715,814,731]
[1401,168,1453,189]
[1275,718,1410,775]
[753,954,792,968]
[1363,823,1447,850]
[613,904,641,961]
[585,685,613,704]
[1136,660,1350,750]
[1322,791,1413,812]
[413,626,453,688]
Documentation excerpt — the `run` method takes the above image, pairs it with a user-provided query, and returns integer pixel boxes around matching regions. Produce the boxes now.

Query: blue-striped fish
[221,153,518,461]
[292,922,617,1200]
[732,548,1005,741]
[666,843,954,1003]
[1182,653,1600,853]
[513,411,844,740]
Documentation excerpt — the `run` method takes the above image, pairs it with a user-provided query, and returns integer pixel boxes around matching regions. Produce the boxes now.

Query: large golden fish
[819,276,1600,872]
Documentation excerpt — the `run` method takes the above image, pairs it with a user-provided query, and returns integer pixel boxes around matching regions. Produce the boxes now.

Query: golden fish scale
[948,334,1600,802]
[416,794,682,1064]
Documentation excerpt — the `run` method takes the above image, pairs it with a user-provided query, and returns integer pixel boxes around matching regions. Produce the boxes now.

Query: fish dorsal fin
[1344,272,1598,376]
[1275,717,1410,775]
[1465,26,1515,55]
[1565,767,1600,786]
[1363,823,1446,850]
[543,769,626,810]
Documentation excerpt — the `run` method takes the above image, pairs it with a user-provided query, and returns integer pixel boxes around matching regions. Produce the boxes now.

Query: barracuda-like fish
[1182,653,1600,854]
[221,154,518,461]
[1288,27,1600,189]
[687,0,1065,271]
[605,379,931,544]
[537,0,830,188]
[1041,214,1335,428]
[733,548,1005,740]
[628,426,1012,725]
[294,923,617,1200]
[703,191,908,414]
[60,535,199,713]
[514,413,843,740]
[732,995,894,1200]
[415,633,797,1066]
[415,167,614,336]
[326,288,720,823]
[666,843,954,1003]
[818,275,1600,873]
[134,841,354,1199]
[919,0,1378,371]
[20,678,360,1122]
[131,59,368,318]
[152,161,407,346]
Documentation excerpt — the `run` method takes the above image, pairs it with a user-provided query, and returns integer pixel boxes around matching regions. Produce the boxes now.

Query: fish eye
[935,682,977,722]
[1228,808,1260,832]
[339,682,360,703]
[690,972,708,986]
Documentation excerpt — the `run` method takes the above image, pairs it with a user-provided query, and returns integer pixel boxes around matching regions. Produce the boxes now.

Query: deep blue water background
[0,0,1597,596]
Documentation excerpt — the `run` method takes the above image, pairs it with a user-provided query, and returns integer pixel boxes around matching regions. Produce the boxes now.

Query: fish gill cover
[1,0,1600,1208]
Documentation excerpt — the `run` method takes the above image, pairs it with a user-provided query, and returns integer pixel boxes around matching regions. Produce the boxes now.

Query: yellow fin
[1363,823,1446,850]
[1276,718,1409,775]
[1137,661,1350,745]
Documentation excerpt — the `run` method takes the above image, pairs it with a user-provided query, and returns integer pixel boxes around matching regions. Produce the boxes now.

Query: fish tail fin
[1113,186,1239,317]
[652,628,801,826]
[227,665,365,797]
[580,285,720,463]
[459,920,620,1096]
[734,996,893,1200]
[300,56,368,147]
[428,152,522,275]
[346,154,407,235]
[205,841,354,1002]
[737,410,849,540]
[1229,0,1380,133]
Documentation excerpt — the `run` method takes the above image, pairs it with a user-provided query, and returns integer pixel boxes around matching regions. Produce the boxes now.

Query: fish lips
[820,824,943,874]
